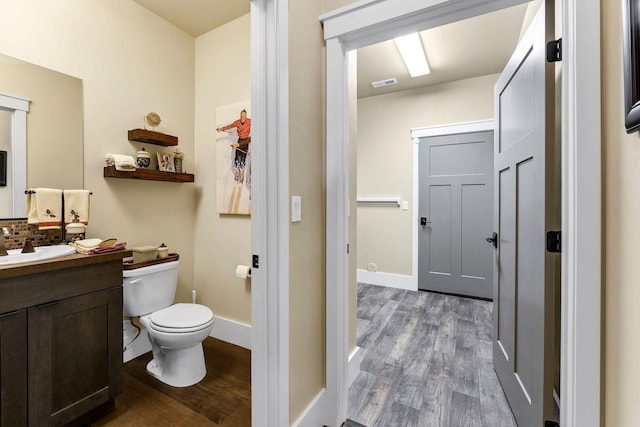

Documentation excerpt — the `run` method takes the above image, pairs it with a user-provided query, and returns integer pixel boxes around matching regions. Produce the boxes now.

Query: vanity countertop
[0,249,132,279]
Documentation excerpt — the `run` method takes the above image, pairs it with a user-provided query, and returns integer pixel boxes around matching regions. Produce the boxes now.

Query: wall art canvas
[215,100,251,215]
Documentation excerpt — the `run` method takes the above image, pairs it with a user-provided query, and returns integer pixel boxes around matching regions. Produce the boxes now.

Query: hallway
[348,283,516,427]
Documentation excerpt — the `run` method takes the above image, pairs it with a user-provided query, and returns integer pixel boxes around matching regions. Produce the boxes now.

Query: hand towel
[71,238,122,254]
[25,189,38,224]
[33,188,63,230]
[105,154,136,171]
[64,190,90,226]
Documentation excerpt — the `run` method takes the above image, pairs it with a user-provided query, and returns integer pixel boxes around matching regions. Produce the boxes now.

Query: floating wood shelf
[103,166,194,183]
[128,129,178,146]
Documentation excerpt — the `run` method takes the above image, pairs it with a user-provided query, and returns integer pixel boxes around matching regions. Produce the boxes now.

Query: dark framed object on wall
[0,151,6,187]
[623,0,640,132]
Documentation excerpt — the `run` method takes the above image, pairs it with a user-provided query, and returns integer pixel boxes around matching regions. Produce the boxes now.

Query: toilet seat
[149,303,214,333]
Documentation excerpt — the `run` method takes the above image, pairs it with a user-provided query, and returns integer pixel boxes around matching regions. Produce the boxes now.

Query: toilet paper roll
[235,264,252,279]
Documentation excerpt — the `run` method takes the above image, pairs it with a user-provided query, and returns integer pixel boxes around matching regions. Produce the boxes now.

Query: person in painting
[217,109,251,184]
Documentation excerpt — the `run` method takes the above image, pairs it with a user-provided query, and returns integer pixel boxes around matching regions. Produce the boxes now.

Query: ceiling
[132,1,531,99]
[131,0,249,37]
[357,3,531,98]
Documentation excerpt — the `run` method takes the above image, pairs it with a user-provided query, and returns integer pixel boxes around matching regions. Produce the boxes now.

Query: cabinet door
[28,288,123,426]
[0,309,27,426]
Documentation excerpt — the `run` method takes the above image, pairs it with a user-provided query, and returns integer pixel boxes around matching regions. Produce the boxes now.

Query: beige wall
[357,74,498,276]
[194,14,252,324]
[602,0,640,425]
[289,0,327,421]
[0,0,196,303]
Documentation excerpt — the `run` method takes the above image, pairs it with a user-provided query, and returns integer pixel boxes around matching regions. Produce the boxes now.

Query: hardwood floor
[91,337,251,426]
[348,283,516,427]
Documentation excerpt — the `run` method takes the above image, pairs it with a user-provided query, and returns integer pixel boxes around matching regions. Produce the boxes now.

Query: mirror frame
[0,92,30,217]
[623,0,640,133]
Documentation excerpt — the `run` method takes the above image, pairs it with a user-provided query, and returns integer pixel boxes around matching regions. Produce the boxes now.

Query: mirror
[0,54,83,218]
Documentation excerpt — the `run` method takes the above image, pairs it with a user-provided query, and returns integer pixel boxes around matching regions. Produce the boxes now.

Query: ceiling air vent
[371,78,398,88]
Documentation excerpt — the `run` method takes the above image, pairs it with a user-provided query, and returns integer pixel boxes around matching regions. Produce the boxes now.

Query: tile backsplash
[0,219,62,250]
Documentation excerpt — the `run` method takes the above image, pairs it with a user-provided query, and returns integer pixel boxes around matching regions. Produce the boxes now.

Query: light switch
[402,201,409,210]
[291,196,302,222]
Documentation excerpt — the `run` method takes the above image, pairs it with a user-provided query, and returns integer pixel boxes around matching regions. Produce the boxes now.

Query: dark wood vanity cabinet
[0,251,129,426]
[0,309,28,426]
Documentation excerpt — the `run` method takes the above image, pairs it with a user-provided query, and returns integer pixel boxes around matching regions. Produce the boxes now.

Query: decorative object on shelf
[215,100,252,215]
[157,152,174,172]
[144,112,161,130]
[173,149,184,173]
[158,243,169,259]
[136,147,151,169]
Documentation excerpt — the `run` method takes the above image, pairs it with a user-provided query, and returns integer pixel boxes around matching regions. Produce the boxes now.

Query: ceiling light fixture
[394,33,430,77]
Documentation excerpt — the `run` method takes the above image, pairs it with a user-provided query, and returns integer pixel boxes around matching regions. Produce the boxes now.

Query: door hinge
[546,231,561,253]
[547,38,562,62]
[252,254,259,269]
[545,421,560,427]
[347,243,350,254]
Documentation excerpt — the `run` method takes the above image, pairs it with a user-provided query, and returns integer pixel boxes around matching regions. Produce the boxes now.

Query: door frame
[250,0,289,426]
[411,120,494,293]
[321,1,601,427]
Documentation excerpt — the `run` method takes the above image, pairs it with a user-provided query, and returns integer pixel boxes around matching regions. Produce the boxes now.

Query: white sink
[0,245,77,265]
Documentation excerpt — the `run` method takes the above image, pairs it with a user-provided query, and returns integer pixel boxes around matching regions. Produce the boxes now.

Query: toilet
[122,260,215,387]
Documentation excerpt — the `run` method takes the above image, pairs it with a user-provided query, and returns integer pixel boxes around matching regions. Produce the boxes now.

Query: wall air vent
[371,78,398,88]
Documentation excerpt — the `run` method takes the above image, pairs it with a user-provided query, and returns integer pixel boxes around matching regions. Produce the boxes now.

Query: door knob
[420,217,431,226]
[485,232,498,248]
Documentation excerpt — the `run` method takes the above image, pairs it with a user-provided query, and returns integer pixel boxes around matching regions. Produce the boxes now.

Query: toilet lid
[149,303,214,330]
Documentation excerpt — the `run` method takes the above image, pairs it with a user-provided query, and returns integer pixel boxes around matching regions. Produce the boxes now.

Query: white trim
[291,389,327,427]
[325,36,350,427]
[348,347,365,387]
[210,315,252,350]
[561,1,601,426]
[0,92,30,217]
[411,119,494,138]
[410,119,494,293]
[323,1,601,427]
[356,269,415,291]
[251,0,289,426]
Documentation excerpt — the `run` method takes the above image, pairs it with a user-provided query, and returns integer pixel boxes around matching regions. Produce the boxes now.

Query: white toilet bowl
[123,260,215,388]
[139,304,214,387]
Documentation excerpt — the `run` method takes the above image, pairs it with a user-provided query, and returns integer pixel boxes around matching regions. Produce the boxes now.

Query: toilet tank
[122,260,180,317]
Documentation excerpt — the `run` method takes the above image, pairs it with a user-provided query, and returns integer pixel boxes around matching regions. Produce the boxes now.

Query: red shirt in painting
[221,118,251,139]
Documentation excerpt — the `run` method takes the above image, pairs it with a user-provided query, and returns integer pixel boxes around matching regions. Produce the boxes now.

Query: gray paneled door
[418,130,494,299]
[491,1,556,427]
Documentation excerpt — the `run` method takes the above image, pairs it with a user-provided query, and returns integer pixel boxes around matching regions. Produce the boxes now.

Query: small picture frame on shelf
[157,152,175,172]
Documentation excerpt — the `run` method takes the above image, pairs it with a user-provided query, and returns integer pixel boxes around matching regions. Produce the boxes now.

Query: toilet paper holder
[235,264,252,279]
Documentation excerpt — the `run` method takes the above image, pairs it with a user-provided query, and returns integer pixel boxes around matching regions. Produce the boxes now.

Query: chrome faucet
[0,227,10,256]
[22,235,46,254]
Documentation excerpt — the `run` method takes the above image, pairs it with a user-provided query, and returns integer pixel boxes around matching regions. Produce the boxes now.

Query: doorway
[321,1,601,427]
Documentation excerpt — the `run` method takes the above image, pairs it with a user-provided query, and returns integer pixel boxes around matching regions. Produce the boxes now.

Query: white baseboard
[357,269,416,291]
[348,346,365,387]
[210,315,252,350]
[291,388,326,427]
